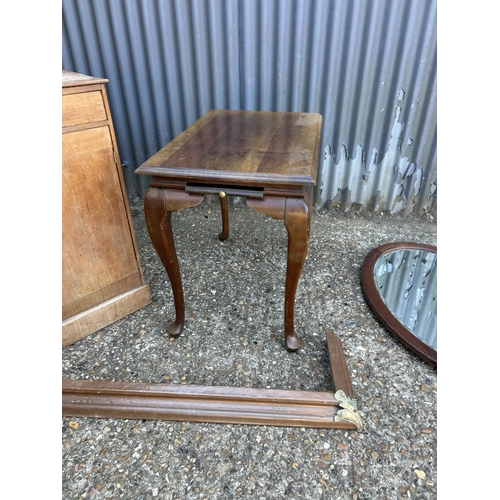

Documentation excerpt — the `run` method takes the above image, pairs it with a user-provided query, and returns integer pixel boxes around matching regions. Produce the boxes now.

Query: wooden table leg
[247,195,311,352]
[283,196,311,351]
[218,191,229,241]
[144,187,203,337]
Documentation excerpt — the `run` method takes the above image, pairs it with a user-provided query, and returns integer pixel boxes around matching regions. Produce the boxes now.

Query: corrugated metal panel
[62,0,437,215]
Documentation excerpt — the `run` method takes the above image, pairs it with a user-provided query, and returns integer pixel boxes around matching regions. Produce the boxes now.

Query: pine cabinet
[62,70,151,347]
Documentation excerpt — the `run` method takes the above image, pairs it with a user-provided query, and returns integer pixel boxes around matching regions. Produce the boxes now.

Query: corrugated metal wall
[62,0,436,215]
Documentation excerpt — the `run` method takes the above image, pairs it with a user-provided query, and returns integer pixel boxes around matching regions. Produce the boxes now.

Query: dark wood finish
[185,183,264,198]
[246,195,311,351]
[246,196,286,221]
[144,187,203,336]
[283,196,311,351]
[218,191,229,241]
[135,110,322,351]
[361,242,437,367]
[326,329,354,398]
[62,330,358,429]
[62,381,354,428]
[62,70,151,347]
[136,110,322,188]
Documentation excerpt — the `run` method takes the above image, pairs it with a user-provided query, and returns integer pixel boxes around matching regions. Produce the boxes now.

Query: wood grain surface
[62,70,151,346]
[136,110,322,187]
[62,330,357,429]
[62,127,142,319]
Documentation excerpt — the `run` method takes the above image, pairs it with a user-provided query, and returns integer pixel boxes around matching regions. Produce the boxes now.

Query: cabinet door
[62,126,142,320]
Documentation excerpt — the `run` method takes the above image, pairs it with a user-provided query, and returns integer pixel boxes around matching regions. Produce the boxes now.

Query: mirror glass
[361,243,437,366]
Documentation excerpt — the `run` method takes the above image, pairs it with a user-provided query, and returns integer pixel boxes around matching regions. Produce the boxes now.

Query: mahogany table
[135,109,322,352]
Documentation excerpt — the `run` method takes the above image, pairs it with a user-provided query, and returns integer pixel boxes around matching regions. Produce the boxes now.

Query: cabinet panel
[62,70,151,346]
[62,91,107,127]
[62,127,142,319]
[62,125,111,155]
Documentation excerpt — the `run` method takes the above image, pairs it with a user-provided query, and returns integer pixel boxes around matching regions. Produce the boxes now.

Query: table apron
[185,183,264,199]
[148,177,310,199]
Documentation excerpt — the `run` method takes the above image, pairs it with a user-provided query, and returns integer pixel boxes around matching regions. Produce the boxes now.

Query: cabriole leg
[144,187,203,337]
[283,196,311,352]
[218,191,229,241]
[247,195,311,352]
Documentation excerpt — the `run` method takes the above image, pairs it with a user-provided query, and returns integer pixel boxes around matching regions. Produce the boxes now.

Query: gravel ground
[62,197,437,500]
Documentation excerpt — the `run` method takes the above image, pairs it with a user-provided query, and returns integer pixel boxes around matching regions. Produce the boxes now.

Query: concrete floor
[62,198,437,500]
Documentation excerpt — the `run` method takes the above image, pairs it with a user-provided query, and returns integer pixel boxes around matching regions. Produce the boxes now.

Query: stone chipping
[62,198,437,500]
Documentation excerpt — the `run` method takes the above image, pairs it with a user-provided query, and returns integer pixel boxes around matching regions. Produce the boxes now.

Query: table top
[135,109,322,188]
[62,69,108,88]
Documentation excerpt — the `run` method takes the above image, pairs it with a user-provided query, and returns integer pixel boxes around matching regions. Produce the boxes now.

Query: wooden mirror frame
[361,242,437,367]
[62,329,364,431]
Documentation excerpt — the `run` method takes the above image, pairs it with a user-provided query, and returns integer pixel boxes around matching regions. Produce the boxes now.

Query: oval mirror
[361,242,437,367]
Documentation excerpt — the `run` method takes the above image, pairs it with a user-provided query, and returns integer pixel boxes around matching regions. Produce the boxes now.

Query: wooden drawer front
[62,91,107,128]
